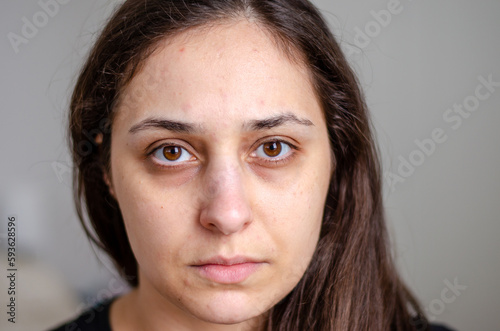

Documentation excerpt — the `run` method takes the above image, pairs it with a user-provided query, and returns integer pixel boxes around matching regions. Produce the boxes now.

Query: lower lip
[193,263,262,284]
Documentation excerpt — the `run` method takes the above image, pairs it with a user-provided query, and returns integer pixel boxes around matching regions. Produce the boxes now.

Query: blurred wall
[1,0,499,330]
[311,1,500,330]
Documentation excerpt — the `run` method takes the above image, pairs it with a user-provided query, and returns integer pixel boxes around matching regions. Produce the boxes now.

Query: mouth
[191,256,265,284]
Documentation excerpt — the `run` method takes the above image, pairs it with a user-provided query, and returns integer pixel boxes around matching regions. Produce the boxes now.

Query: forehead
[114,20,322,128]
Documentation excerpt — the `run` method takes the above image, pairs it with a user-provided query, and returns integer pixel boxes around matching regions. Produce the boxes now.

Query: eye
[152,145,195,164]
[255,141,292,159]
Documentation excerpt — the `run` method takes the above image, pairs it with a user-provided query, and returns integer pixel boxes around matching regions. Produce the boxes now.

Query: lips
[191,256,264,284]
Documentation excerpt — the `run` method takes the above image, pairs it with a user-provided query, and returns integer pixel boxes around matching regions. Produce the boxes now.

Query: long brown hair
[69,0,428,330]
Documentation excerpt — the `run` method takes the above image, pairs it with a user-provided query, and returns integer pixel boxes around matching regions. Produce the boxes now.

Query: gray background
[1,0,499,330]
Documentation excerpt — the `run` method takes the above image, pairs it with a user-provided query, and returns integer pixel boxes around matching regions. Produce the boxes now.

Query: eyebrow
[128,112,314,134]
[129,118,197,134]
[244,113,314,130]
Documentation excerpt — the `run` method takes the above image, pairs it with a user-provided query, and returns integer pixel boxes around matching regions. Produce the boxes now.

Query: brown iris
[263,141,282,157]
[162,146,182,161]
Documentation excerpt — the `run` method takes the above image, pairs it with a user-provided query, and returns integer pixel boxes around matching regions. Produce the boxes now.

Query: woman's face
[109,21,332,326]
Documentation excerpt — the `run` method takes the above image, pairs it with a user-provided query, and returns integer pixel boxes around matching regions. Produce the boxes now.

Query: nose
[199,161,253,235]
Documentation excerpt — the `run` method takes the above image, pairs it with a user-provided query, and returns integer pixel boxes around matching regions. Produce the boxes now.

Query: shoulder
[48,299,114,331]
[430,323,457,331]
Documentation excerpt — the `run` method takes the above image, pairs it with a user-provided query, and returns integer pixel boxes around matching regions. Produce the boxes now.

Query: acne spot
[218,89,228,101]
[179,47,185,53]
[183,278,191,288]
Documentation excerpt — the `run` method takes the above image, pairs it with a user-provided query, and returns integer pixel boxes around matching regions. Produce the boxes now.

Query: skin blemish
[179,47,185,53]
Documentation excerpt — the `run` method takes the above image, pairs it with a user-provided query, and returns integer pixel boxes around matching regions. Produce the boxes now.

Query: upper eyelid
[147,140,194,155]
[147,135,297,151]
[251,135,298,149]
[252,138,298,153]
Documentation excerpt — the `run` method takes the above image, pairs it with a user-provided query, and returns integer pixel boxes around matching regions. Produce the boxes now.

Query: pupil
[163,146,181,161]
[264,142,281,157]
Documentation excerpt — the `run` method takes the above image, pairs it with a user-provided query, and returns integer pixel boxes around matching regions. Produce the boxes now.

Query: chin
[183,290,273,325]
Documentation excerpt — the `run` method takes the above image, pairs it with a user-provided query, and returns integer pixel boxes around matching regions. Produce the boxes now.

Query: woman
[52,0,453,330]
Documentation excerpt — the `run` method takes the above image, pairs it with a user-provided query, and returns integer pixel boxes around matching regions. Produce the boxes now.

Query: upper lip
[192,255,261,266]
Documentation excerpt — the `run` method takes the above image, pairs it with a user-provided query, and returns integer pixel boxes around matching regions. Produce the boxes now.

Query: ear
[103,171,116,198]
[94,133,103,144]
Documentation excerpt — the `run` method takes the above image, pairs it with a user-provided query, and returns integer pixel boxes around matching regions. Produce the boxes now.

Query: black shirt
[50,299,113,331]
[48,299,456,331]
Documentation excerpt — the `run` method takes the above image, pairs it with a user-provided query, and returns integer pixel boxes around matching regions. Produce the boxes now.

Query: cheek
[259,171,326,263]
[112,163,197,267]
[246,182,324,306]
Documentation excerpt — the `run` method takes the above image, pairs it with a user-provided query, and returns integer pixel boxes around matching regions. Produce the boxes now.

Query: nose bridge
[200,155,252,235]
[204,157,241,199]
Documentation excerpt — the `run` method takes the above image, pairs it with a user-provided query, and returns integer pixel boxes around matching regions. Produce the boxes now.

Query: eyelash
[148,138,299,169]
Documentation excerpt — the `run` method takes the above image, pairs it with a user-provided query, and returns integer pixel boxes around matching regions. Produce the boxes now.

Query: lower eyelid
[256,153,297,168]
[149,155,198,171]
